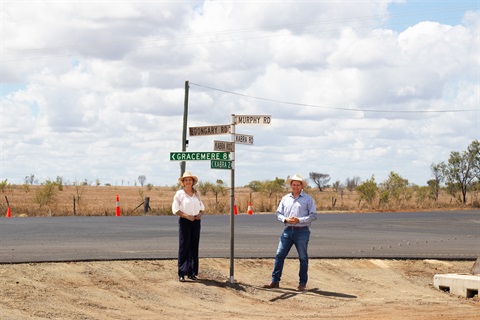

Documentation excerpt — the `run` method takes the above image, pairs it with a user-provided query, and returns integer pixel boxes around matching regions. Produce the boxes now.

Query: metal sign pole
[229,114,236,284]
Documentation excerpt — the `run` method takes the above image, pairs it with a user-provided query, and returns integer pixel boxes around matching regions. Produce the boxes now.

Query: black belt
[285,226,309,229]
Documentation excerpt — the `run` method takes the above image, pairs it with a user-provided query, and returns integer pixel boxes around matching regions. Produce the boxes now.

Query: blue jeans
[271,227,310,285]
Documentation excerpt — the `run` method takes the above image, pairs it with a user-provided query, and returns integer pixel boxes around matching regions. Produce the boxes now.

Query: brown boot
[263,281,279,289]
[296,283,306,291]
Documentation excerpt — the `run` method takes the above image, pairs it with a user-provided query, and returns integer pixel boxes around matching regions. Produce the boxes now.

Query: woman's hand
[178,211,195,221]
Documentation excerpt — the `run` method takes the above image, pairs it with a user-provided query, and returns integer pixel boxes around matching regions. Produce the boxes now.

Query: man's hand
[285,216,300,224]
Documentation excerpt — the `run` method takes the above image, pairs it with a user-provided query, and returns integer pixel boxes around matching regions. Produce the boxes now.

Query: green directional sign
[170,151,230,161]
[211,160,232,170]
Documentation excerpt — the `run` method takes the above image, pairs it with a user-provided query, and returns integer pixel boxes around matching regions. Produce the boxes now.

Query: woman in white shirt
[172,171,205,282]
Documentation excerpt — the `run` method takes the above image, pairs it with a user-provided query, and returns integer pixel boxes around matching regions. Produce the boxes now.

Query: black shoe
[188,275,198,281]
[179,276,185,282]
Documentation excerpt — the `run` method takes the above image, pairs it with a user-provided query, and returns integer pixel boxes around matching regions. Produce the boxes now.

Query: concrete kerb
[433,257,480,299]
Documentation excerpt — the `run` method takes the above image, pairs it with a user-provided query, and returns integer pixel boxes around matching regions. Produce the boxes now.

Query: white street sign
[235,134,254,145]
[214,140,235,152]
[189,124,231,136]
[234,115,271,125]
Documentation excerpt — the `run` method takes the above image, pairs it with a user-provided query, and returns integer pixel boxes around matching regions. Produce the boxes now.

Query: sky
[1,0,479,188]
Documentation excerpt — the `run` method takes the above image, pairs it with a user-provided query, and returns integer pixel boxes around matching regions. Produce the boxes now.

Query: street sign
[214,140,235,152]
[234,115,271,125]
[234,134,254,145]
[211,160,233,170]
[170,152,230,161]
[189,124,231,136]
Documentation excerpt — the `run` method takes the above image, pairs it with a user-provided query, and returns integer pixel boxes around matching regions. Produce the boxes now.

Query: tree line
[1,140,478,209]
[245,140,479,207]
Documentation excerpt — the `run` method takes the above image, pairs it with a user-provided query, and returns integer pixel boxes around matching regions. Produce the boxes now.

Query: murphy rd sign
[234,115,271,125]
[170,152,230,161]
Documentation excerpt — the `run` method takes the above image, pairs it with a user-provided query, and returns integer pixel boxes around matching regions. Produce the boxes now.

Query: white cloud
[1,1,478,189]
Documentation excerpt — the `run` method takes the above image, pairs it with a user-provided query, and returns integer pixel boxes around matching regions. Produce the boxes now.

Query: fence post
[144,197,151,214]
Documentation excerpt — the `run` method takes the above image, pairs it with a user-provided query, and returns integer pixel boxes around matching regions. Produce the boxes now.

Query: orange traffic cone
[6,206,11,218]
[234,198,238,215]
[115,194,121,216]
[247,201,253,215]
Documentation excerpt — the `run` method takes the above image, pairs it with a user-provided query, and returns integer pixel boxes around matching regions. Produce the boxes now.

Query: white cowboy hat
[286,174,307,188]
[178,171,199,186]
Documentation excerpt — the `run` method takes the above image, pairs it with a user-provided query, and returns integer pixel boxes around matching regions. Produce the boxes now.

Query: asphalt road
[0,211,478,263]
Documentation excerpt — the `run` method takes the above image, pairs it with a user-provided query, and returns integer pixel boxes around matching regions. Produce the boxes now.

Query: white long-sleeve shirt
[172,189,205,216]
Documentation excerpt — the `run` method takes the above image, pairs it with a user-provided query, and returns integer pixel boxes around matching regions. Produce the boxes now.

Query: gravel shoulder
[0,258,479,320]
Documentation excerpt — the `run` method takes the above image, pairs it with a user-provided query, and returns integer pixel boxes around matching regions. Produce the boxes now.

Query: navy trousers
[178,218,201,277]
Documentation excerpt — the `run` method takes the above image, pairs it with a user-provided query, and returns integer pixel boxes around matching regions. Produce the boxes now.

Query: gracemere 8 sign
[170,152,230,161]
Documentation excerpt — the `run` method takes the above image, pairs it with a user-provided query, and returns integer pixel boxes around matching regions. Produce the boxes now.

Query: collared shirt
[172,189,205,216]
[276,190,317,227]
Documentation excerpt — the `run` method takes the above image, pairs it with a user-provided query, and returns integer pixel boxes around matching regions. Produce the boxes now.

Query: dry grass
[0,184,475,217]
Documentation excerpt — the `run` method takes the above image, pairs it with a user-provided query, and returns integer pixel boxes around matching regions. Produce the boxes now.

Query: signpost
[173,112,272,284]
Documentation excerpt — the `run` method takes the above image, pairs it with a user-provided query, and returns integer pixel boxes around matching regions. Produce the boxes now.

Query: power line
[189,82,477,114]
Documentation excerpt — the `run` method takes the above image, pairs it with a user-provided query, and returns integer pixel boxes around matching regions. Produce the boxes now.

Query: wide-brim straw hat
[178,171,199,186]
[286,173,307,188]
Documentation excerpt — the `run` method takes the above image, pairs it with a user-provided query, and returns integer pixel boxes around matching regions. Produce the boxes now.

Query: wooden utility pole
[181,81,189,177]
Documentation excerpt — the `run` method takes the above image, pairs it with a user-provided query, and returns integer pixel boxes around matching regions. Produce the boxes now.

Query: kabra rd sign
[235,134,254,145]
[189,125,231,136]
[170,152,230,161]
[234,115,271,125]
[214,140,235,152]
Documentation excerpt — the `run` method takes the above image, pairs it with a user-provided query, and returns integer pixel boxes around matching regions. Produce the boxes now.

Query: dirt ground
[0,258,478,320]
